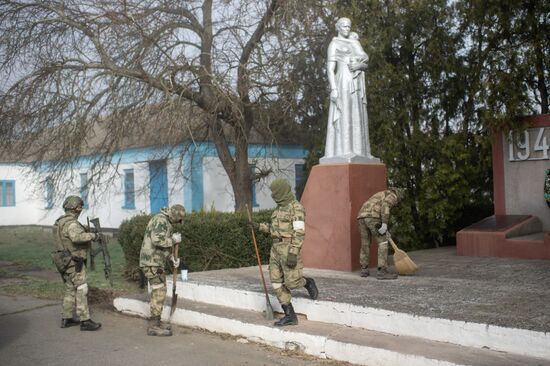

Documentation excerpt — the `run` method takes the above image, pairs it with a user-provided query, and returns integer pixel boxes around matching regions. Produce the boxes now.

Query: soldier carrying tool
[357,188,406,280]
[51,195,102,331]
[252,179,319,326]
[139,204,185,336]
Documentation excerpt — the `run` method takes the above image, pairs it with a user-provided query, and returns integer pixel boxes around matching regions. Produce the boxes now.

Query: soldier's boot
[360,267,370,277]
[304,277,319,300]
[274,303,298,326]
[61,318,80,328]
[80,319,102,331]
[376,266,398,280]
[147,317,172,336]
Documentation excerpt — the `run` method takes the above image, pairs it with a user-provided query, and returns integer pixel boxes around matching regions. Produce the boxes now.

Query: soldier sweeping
[139,204,185,336]
[253,179,319,326]
[357,188,405,280]
[52,195,102,331]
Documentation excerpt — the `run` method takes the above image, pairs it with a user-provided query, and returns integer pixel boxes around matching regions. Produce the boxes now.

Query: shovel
[170,242,179,317]
[387,233,418,275]
[246,204,274,320]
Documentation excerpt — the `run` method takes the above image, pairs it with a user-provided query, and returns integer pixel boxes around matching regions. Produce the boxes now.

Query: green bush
[118,210,273,277]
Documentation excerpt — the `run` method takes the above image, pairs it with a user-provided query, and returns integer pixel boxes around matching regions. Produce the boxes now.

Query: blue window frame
[45,178,54,209]
[0,180,16,207]
[123,169,136,209]
[249,164,259,207]
[295,164,306,201]
[80,173,89,209]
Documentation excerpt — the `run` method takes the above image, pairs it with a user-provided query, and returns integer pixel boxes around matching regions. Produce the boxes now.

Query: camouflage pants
[61,266,90,320]
[358,217,389,269]
[142,266,167,318]
[269,242,306,306]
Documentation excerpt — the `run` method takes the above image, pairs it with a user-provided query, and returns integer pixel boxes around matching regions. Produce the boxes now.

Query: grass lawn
[0,226,140,299]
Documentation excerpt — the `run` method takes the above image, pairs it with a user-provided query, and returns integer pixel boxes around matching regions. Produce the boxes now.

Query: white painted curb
[114,297,461,366]
[167,279,550,360]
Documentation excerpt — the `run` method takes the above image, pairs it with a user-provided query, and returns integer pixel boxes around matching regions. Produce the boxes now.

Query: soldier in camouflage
[256,179,318,326]
[139,204,185,336]
[357,188,405,280]
[52,195,102,331]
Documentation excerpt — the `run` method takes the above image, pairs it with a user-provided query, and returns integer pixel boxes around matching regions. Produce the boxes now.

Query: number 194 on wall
[508,128,549,161]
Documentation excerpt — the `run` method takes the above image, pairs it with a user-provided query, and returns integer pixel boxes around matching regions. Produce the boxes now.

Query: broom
[387,233,418,275]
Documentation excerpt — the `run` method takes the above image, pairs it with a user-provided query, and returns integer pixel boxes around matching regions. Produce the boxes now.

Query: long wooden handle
[172,242,179,292]
[246,204,270,298]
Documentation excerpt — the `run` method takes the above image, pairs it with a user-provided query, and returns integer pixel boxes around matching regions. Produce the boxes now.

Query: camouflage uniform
[357,189,403,271]
[52,195,101,330]
[139,205,185,336]
[258,179,318,326]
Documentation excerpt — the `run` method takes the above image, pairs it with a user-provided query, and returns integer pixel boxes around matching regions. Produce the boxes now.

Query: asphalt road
[0,295,349,366]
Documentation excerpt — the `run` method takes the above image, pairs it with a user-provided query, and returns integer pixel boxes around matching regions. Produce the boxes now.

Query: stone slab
[301,163,387,271]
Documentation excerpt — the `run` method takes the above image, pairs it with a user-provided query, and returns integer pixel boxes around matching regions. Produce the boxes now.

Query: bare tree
[0,0,325,211]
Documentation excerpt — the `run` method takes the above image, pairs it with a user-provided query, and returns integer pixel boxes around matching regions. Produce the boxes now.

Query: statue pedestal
[301,163,387,271]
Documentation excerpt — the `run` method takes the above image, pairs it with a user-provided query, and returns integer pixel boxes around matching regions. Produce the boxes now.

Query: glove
[377,223,388,235]
[171,232,182,244]
[247,221,259,230]
[286,253,298,269]
[169,255,181,269]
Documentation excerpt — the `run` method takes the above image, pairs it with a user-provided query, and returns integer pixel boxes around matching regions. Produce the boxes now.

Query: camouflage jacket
[139,209,175,267]
[52,212,95,258]
[259,200,305,255]
[357,190,399,224]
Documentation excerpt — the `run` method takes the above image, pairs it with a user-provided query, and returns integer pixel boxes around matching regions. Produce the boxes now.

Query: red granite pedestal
[301,163,387,271]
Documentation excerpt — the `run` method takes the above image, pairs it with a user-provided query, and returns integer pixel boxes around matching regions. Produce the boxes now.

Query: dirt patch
[0,261,59,281]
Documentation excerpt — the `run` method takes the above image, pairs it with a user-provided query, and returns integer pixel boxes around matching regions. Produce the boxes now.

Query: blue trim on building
[122,169,136,209]
[0,180,16,207]
[32,140,307,212]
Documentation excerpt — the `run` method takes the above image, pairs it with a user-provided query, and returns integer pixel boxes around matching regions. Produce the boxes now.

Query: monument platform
[115,247,550,365]
[457,215,550,259]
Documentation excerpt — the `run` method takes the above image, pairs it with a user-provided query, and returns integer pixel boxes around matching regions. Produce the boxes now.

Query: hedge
[118,210,273,278]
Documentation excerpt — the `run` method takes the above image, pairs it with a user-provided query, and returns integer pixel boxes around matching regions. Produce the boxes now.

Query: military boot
[147,316,172,336]
[80,319,102,331]
[304,277,319,300]
[61,318,80,328]
[274,303,298,326]
[360,267,370,277]
[376,266,398,280]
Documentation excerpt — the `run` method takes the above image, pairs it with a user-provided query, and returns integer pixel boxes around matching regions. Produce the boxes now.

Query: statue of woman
[320,17,378,164]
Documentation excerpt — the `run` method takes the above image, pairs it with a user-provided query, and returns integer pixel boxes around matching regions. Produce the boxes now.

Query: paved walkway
[0,295,349,366]
[185,246,550,332]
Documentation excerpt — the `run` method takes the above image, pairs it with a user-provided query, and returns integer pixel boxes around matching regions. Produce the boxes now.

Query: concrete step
[162,279,550,361]
[114,295,549,366]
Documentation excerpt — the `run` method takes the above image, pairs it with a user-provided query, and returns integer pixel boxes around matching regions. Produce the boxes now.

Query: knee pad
[76,283,88,296]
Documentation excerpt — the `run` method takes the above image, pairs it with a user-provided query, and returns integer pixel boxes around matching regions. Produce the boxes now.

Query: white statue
[320,17,379,164]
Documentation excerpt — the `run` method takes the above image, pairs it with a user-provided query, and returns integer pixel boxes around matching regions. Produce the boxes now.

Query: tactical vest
[52,214,85,256]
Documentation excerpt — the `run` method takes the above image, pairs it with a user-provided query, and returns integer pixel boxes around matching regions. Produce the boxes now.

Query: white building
[0,139,307,229]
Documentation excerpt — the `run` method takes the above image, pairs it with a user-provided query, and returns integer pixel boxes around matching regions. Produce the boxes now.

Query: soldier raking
[139,204,185,336]
[254,179,319,326]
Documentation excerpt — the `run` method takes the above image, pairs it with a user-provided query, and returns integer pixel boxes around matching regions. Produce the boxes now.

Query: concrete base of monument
[300,163,387,271]
[457,215,550,259]
[319,153,381,164]
[114,248,550,365]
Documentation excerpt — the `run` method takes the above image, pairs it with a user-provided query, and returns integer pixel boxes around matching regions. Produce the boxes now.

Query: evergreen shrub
[118,210,273,277]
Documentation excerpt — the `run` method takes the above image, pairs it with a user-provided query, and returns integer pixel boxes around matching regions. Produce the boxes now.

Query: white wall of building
[0,145,306,229]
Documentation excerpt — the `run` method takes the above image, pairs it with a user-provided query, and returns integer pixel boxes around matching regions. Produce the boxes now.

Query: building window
[0,180,16,207]
[295,164,306,201]
[250,164,259,207]
[123,169,135,209]
[80,173,89,209]
[45,178,54,209]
